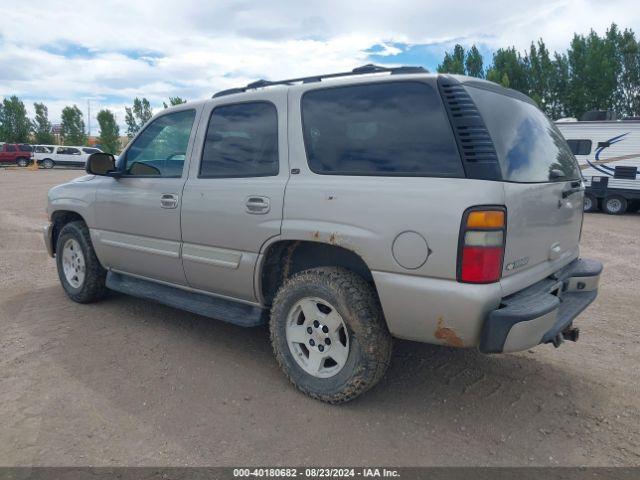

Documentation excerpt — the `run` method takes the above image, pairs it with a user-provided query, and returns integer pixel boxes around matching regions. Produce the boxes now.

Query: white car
[35,145,103,169]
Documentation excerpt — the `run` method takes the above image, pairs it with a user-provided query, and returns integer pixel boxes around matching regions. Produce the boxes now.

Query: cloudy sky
[1,0,639,134]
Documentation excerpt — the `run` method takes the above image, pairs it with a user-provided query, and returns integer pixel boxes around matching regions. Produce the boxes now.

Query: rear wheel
[17,158,28,167]
[583,194,597,213]
[43,158,54,169]
[56,221,107,303]
[603,195,628,215]
[270,267,392,404]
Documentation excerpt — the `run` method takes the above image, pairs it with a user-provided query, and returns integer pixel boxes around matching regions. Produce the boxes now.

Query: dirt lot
[0,168,638,467]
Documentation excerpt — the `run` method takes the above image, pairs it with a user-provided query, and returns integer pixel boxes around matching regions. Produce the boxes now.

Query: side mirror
[86,153,118,176]
[549,168,565,180]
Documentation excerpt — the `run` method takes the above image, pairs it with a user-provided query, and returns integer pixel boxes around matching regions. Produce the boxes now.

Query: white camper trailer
[556,119,640,215]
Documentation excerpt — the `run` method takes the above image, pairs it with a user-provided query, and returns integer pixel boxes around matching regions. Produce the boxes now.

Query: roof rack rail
[212,64,428,98]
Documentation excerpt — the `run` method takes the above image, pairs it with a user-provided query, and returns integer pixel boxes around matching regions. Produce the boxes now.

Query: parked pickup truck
[0,143,33,167]
[44,65,603,403]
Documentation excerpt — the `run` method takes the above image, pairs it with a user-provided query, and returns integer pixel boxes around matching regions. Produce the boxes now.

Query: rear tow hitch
[562,326,580,343]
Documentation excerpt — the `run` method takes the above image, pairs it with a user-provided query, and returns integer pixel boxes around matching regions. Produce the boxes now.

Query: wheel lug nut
[318,345,324,352]
[313,320,320,328]
[309,339,315,346]
[325,338,331,345]
[307,327,313,334]
[322,325,329,333]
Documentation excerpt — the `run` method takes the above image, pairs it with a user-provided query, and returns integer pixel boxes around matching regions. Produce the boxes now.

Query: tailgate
[502,181,583,279]
[463,83,584,289]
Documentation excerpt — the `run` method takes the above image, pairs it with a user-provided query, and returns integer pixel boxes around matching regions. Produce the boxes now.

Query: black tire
[583,194,597,212]
[17,158,28,167]
[43,158,54,169]
[603,195,628,215]
[270,267,392,404]
[55,221,107,303]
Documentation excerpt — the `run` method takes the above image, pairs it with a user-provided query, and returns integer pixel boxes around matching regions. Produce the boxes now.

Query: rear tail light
[458,207,506,284]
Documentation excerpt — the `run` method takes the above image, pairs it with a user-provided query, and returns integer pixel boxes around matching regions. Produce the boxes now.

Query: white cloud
[1,0,638,133]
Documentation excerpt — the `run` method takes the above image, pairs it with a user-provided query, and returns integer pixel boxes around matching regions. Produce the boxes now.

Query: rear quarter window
[467,86,580,182]
[301,81,463,177]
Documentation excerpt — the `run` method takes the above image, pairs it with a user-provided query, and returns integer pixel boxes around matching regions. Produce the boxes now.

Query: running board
[106,272,268,327]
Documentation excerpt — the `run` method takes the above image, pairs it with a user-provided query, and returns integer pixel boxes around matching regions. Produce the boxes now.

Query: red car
[0,143,33,167]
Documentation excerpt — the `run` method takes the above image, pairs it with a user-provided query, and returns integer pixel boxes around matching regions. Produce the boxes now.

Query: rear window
[467,86,581,182]
[566,139,592,156]
[301,82,463,177]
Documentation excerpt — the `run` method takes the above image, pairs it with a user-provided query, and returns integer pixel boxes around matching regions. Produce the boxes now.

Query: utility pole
[87,99,91,143]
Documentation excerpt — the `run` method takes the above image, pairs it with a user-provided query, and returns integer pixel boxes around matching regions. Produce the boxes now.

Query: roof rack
[212,64,428,98]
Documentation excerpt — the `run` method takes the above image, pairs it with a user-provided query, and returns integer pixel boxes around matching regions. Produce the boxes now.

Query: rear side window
[200,102,278,178]
[467,86,580,182]
[6,145,16,152]
[566,139,592,156]
[301,82,463,177]
[58,147,81,155]
[83,147,101,154]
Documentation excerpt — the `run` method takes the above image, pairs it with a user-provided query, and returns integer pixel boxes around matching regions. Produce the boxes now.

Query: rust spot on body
[312,231,320,240]
[435,318,464,347]
[329,233,337,244]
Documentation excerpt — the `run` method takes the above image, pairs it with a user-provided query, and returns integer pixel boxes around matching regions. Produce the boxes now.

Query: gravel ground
[0,168,638,467]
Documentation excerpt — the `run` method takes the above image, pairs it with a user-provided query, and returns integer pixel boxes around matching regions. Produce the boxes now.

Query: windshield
[466,86,580,182]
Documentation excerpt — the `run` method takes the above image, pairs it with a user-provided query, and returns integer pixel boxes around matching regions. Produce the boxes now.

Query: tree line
[0,96,186,154]
[437,23,640,120]
[2,22,637,152]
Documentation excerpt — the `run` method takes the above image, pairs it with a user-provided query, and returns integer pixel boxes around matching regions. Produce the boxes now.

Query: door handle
[245,196,270,214]
[160,193,179,209]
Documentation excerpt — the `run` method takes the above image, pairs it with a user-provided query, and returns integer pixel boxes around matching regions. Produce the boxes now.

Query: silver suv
[44,65,602,403]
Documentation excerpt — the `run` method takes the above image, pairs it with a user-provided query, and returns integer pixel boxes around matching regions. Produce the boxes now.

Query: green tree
[60,105,87,146]
[613,28,640,117]
[548,52,571,119]
[125,97,153,138]
[0,96,31,143]
[465,45,484,78]
[566,26,620,119]
[163,96,187,109]
[525,40,554,112]
[96,109,120,154]
[486,47,529,93]
[437,44,466,74]
[31,102,55,144]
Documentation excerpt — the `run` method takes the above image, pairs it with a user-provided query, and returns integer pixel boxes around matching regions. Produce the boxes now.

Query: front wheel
[270,267,392,404]
[603,195,628,215]
[56,221,107,303]
[17,158,29,167]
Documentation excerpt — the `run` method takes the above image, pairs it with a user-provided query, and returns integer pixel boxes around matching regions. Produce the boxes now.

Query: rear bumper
[479,258,602,353]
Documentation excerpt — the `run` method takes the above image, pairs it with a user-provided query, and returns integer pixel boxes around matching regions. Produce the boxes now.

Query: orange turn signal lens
[466,210,505,229]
